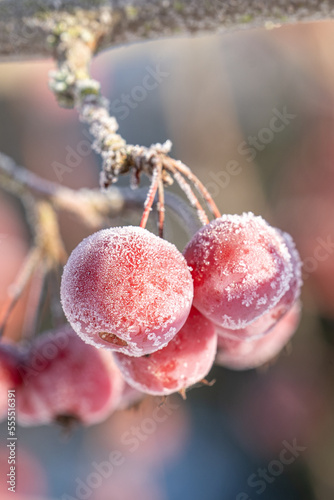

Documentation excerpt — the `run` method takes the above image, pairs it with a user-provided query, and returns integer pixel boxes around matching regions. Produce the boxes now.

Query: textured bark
[0,0,334,61]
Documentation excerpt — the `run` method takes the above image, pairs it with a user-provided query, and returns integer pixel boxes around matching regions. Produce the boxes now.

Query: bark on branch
[1,0,334,61]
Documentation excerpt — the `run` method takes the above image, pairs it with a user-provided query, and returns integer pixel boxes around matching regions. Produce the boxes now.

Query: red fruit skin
[0,343,23,421]
[213,230,302,340]
[215,302,301,370]
[17,326,124,426]
[113,307,217,396]
[183,212,300,330]
[61,226,194,357]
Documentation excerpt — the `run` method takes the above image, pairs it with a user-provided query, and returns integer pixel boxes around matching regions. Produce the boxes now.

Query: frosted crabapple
[61,226,193,357]
[113,307,217,396]
[183,212,302,332]
[216,302,301,370]
[0,343,22,421]
[213,230,302,341]
[17,325,124,426]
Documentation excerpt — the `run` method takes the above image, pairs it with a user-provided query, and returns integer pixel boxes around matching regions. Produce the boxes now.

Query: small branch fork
[48,21,221,236]
[77,99,222,232]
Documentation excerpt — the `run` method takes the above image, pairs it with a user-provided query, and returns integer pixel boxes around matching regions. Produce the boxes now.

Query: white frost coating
[60,226,193,356]
[184,212,302,329]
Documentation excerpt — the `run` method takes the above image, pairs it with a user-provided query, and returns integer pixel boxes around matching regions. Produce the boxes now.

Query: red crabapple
[17,325,124,426]
[61,226,193,357]
[113,307,217,396]
[215,302,301,370]
[214,230,302,341]
[0,343,22,420]
[183,212,301,330]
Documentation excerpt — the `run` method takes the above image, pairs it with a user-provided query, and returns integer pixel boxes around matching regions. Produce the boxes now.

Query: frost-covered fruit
[215,231,302,341]
[61,226,193,357]
[113,307,217,396]
[215,302,301,370]
[183,212,301,330]
[17,326,124,426]
[0,343,22,420]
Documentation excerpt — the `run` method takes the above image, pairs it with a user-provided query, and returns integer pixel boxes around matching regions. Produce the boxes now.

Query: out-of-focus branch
[0,0,334,61]
[0,151,200,235]
[0,151,124,227]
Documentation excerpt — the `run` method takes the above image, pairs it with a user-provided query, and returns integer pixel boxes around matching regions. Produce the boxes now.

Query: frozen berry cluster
[61,213,302,395]
[0,213,302,426]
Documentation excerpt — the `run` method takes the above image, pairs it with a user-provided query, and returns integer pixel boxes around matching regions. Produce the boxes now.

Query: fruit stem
[157,170,165,238]
[173,160,221,219]
[139,167,160,231]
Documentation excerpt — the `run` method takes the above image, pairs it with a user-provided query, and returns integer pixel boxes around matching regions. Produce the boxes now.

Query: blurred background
[1,19,334,500]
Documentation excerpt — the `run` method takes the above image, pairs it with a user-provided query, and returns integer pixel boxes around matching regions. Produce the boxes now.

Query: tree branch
[0,151,124,227]
[1,0,334,61]
[0,151,201,236]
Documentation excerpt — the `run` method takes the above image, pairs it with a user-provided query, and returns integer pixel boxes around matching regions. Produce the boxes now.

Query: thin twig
[0,247,41,338]
[172,160,221,219]
[21,263,46,340]
[139,167,160,230]
[157,168,165,238]
[48,31,220,229]
[0,152,125,227]
[172,170,209,226]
